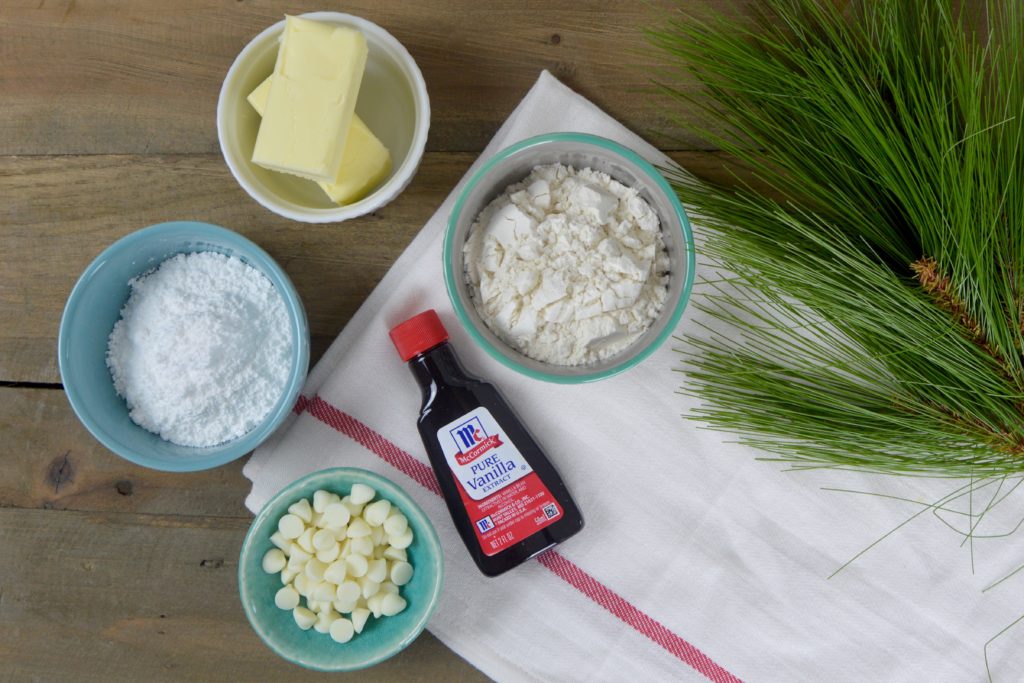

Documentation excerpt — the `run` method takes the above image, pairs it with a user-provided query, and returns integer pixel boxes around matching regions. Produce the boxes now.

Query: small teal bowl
[57,221,310,472]
[444,132,696,383]
[238,468,444,671]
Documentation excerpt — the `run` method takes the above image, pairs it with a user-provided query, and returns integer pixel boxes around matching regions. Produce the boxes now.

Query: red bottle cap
[389,309,449,361]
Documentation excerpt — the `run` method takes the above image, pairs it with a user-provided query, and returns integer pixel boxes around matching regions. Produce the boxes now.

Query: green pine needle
[650,0,1024,477]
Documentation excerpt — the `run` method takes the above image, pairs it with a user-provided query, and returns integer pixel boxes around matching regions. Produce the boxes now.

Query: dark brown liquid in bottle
[406,341,584,576]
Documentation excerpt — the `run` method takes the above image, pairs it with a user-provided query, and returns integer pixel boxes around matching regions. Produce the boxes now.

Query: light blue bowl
[444,132,696,383]
[57,221,309,472]
[238,468,444,671]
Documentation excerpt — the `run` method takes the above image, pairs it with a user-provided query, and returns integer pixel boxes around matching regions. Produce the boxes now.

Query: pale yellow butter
[252,16,368,183]
[246,76,273,114]
[248,76,392,205]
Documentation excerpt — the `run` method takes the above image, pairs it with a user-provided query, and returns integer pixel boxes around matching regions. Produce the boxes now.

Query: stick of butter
[252,16,368,183]
[248,76,392,206]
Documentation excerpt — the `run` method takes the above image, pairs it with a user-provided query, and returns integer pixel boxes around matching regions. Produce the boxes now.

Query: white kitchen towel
[245,70,1024,682]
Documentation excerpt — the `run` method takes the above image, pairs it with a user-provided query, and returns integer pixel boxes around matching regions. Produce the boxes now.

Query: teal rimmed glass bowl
[443,132,695,383]
[238,467,444,671]
[58,221,309,471]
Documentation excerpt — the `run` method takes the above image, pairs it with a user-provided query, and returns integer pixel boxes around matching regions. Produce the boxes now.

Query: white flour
[106,252,293,447]
[463,164,669,365]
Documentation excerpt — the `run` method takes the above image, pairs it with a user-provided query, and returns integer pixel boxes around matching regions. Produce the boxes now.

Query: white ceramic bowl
[217,12,430,223]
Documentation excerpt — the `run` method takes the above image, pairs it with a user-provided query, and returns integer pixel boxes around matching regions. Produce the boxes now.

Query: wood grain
[0,0,727,155]
[0,150,737,385]
[1,386,256,517]
[0,506,489,682]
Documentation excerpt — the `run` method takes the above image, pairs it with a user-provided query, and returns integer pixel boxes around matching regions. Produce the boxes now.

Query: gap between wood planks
[0,499,257,523]
[0,380,63,389]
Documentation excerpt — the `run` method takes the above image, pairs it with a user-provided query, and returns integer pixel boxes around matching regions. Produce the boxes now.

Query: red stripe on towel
[535,551,742,683]
[296,394,742,683]
[305,396,442,496]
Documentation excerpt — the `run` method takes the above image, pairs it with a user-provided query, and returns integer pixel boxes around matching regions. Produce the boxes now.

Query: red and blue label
[438,406,561,556]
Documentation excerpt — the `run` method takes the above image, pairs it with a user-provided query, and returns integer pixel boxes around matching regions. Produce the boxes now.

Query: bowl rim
[216,11,431,224]
[57,220,310,472]
[442,132,696,384]
[237,467,445,671]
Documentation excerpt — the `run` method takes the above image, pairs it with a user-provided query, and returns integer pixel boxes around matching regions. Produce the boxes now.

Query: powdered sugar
[106,252,293,447]
[463,164,670,365]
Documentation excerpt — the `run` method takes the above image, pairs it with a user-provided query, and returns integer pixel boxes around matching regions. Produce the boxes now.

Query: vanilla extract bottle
[389,309,584,576]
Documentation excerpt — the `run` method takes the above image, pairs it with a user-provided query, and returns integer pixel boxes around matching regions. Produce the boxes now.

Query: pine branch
[651,0,1024,477]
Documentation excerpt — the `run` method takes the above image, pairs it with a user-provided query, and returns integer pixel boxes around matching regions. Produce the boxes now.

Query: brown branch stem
[911,256,1008,368]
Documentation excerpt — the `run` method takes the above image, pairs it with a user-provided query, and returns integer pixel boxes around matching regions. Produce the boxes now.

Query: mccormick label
[438,406,562,556]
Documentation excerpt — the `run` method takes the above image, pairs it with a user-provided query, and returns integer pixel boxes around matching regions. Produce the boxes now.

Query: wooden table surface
[0,1,732,680]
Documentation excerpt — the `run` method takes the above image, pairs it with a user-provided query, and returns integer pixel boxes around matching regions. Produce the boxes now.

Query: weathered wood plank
[0,0,724,155]
[0,151,472,383]
[0,506,490,682]
[0,150,738,385]
[1,386,255,517]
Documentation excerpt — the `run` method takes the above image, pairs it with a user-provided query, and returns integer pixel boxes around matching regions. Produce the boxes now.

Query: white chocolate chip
[270,531,291,553]
[345,553,368,578]
[383,514,408,537]
[314,581,339,603]
[367,558,388,584]
[329,617,355,643]
[274,586,299,610]
[379,581,399,595]
[312,528,337,552]
[287,554,309,574]
[359,576,381,599]
[350,483,376,505]
[363,499,392,527]
[390,561,414,586]
[312,489,333,514]
[335,580,360,606]
[287,544,310,563]
[321,503,351,530]
[346,518,371,539]
[287,547,310,572]
[278,514,304,540]
[349,536,373,557]
[262,549,286,574]
[293,606,316,630]
[341,496,365,517]
[287,498,313,523]
[316,542,340,564]
[388,527,414,549]
[367,593,384,619]
[383,546,407,562]
[293,572,311,597]
[314,605,338,634]
[296,528,315,554]
[351,607,370,634]
[380,593,407,617]
[304,558,327,582]
[323,560,347,585]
